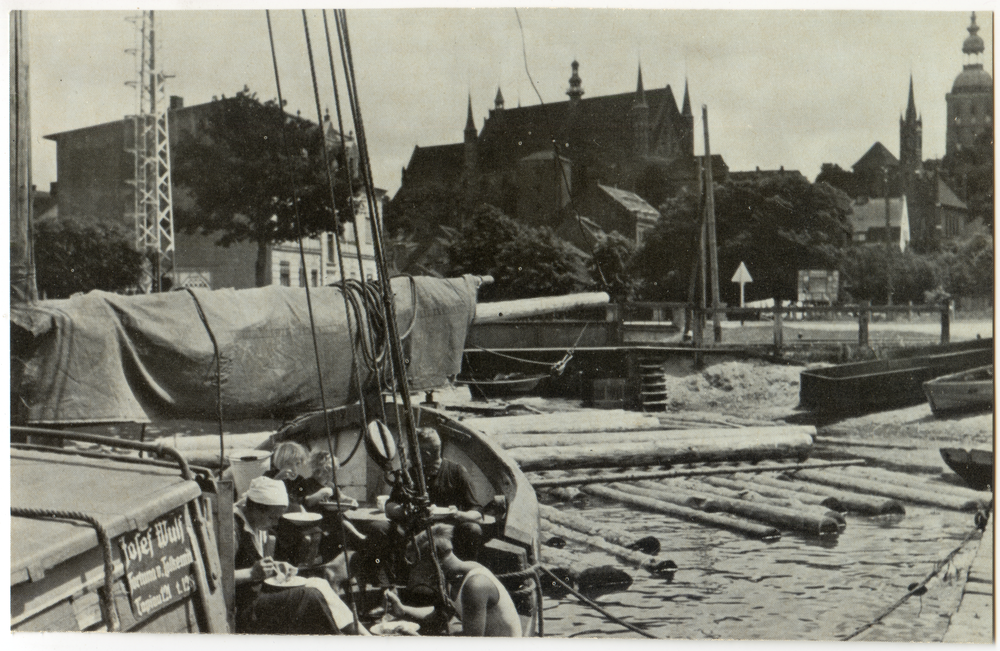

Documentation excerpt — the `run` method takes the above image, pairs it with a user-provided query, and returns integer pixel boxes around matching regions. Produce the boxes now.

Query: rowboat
[923,366,994,416]
[457,373,549,399]
[799,338,994,416]
[940,448,994,491]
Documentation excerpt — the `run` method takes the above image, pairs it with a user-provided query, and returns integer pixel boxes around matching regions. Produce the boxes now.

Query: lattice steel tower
[125,11,175,292]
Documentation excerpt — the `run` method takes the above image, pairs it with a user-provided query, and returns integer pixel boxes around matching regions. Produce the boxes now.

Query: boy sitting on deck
[384,523,521,637]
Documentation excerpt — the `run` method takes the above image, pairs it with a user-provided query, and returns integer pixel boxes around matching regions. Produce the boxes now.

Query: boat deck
[943,521,995,643]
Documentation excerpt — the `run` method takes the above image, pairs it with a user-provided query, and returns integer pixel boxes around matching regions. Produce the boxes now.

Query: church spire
[634,64,647,107]
[464,94,476,139]
[963,11,985,56]
[494,87,505,110]
[632,64,649,157]
[905,75,917,123]
[682,78,692,116]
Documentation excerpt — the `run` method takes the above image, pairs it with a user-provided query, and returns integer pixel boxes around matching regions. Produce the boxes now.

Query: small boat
[940,447,994,491]
[457,373,549,399]
[799,338,994,415]
[923,365,994,415]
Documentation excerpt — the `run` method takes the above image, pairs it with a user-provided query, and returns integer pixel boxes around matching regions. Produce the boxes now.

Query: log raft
[838,465,994,507]
[506,426,814,472]
[492,425,817,450]
[699,475,844,512]
[743,473,906,516]
[791,469,987,512]
[539,519,676,575]
[538,545,634,594]
[540,504,660,554]
[582,484,781,541]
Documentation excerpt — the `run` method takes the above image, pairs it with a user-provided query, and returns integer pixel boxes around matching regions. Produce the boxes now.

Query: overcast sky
[22,5,993,198]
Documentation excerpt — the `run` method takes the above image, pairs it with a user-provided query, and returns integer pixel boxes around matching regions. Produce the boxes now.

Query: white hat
[244,476,289,507]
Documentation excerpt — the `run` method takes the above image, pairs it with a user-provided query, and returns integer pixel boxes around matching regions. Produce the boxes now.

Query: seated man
[385,427,485,560]
[384,524,521,637]
[233,476,368,635]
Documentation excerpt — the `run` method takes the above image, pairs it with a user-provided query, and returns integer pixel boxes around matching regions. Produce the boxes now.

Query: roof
[937,178,967,210]
[401,143,466,186]
[849,196,907,233]
[729,168,808,184]
[598,184,661,224]
[952,64,993,93]
[852,142,899,172]
[478,85,687,168]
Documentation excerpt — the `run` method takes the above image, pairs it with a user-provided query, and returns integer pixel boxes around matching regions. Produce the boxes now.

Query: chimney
[170,96,184,110]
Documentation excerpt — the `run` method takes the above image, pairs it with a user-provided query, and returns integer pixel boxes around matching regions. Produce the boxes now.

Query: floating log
[699,475,844,512]
[621,481,841,537]
[473,291,610,324]
[467,411,661,436]
[582,484,780,541]
[527,459,865,489]
[539,545,633,595]
[742,473,905,516]
[668,479,846,526]
[539,520,676,575]
[493,425,817,450]
[791,469,987,512]
[838,465,994,507]
[507,428,814,472]
[540,504,660,555]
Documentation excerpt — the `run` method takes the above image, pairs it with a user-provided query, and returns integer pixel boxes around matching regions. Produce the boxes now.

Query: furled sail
[11,275,480,424]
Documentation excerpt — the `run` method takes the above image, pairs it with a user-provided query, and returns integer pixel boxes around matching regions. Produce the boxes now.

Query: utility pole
[883,167,893,307]
[126,11,175,292]
[702,106,722,343]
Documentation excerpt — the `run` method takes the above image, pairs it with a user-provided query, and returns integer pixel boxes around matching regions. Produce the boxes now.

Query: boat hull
[799,339,994,416]
[940,448,994,491]
[923,366,994,415]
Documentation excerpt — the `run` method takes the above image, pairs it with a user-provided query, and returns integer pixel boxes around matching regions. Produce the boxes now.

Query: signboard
[117,506,197,620]
[797,270,839,305]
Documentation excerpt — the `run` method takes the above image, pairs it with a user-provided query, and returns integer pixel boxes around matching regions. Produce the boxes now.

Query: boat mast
[10,11,37,303]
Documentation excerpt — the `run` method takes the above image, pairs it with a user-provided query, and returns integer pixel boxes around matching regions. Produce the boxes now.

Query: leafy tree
[815,163,859,198]
[445,204,590,301]
[935,231,994,298]
[34,217,145,299]
[589,231,638,301]
[838,246,941,305]
[172,88,352,287]
[632,177,852,305]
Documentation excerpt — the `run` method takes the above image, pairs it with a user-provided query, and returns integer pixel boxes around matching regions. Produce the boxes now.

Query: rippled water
[540,496,980,642]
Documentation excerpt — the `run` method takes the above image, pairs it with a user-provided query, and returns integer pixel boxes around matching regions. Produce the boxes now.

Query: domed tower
[899,76,922,173]
[632,65,650,157]
[946,12,993,157]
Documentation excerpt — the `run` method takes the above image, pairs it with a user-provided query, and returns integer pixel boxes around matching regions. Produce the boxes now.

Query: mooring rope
[841,520,986,641]
[537,565,660,639]
[12,507,121,631]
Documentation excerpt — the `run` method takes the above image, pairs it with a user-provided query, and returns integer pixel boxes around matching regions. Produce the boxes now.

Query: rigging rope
[841,520,986,641]
[537,565,660,639]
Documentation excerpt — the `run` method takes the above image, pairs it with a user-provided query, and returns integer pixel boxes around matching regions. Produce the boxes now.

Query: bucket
[228,450,272,498]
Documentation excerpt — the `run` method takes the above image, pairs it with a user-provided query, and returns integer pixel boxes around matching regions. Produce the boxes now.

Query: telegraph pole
[883,167,893,307]
[702,106,722,343]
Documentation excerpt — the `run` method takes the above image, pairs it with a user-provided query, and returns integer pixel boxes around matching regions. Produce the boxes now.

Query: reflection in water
[541,499,979,641]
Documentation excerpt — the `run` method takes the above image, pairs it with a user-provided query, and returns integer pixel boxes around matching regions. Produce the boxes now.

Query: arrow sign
[731,262,753,307]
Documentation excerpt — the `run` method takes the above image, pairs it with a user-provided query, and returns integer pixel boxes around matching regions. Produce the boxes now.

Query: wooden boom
[473,292,610,324]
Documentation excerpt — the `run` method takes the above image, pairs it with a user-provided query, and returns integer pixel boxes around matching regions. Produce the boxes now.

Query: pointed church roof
[682,79,692,116]
[464,95,476,134]
[937,178,967,210]
[634,65,647,107]
[852,142,899,172]
[494,87,505,108]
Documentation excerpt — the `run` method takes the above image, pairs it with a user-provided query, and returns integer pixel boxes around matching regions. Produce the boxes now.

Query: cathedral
[393,61,726,242]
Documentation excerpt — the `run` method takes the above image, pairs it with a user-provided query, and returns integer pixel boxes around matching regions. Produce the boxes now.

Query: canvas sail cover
[11,275,479,424]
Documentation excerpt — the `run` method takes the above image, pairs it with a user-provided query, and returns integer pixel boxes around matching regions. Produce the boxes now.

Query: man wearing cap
[234,476,367,634]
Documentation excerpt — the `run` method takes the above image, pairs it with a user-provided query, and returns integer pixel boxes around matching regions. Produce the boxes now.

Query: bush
[34,217,146,299]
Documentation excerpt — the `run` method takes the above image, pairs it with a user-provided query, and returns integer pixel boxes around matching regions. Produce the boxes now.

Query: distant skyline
[24,7,993,199]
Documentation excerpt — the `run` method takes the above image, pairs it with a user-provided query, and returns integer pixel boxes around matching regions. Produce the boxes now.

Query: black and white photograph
[10,4,995,642]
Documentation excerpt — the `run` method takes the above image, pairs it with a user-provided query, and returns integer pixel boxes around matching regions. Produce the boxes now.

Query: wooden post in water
[702,106,722,344]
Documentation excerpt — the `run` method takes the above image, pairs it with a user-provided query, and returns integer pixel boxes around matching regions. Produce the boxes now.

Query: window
[327,233,335,260]
[279,261,290,287]
[311,269,319,287]
[298,266,306,287]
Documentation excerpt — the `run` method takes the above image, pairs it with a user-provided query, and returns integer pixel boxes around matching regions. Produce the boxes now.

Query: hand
[250,557,278,583]
[273,468,296,481]
[384,589,405,617]
[276,561,297,580]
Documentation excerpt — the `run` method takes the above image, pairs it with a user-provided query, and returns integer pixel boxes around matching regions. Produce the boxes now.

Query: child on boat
[383,523,521,637]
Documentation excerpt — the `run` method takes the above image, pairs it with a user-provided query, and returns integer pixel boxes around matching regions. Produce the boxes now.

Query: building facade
[43,97,382,291]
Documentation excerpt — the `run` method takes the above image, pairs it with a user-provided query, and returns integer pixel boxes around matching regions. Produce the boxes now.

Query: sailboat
[11,10,607,634]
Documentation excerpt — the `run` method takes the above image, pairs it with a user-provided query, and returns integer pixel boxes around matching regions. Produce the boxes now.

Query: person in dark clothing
[233,476,366,635]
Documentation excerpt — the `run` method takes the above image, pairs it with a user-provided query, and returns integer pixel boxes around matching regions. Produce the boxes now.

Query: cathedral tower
[899,76,922,172]
[946,12,993,157]
[632,66,650,157]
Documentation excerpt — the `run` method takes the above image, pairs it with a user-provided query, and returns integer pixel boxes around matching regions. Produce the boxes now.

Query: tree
[589,231,638,301]
[815,163,859,198]
[632,177,852,305]
[838,246,941,305]
[172,88,352,287]
[384,180,465,242]
[444,204,591,301]
[34,217,146,299]
[935,231,994,299]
